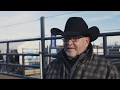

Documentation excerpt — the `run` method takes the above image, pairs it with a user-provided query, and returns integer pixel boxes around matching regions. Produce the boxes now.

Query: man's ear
[86,37,90,44]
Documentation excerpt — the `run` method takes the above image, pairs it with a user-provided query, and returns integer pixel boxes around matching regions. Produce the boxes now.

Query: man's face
[63,36,90,58]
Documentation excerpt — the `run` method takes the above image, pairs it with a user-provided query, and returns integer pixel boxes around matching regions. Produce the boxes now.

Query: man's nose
[66,39,73,44]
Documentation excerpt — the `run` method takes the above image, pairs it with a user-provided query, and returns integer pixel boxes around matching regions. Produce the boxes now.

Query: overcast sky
[0,11,120,46]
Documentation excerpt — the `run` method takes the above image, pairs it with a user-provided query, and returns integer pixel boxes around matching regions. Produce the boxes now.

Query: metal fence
[0,16,120,79]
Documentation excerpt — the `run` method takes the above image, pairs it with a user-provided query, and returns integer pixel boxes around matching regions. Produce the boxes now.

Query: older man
[44,17,120,79]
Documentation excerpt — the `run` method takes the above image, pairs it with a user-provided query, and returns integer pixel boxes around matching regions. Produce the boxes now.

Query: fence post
[103,35,107,56]
[6,42,10,74]
[40,16,45,79]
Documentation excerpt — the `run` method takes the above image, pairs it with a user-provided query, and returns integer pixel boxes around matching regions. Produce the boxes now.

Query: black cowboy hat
[51,17,100,42]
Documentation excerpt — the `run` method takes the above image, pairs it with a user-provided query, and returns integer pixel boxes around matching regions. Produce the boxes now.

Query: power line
[0,19,40,28]
[0,11,82,29]
[102,29,120,32]
[103,29,120,31]
[0,11,120,32]
[45,11,82,18]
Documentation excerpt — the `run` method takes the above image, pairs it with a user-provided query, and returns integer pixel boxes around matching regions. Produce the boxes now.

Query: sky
[0,11,120,47]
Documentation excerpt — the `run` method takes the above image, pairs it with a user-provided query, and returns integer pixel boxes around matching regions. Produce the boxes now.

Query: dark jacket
[44,44,120,79]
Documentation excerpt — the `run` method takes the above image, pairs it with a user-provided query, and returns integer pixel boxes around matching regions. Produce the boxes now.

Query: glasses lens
[63,36,83,42]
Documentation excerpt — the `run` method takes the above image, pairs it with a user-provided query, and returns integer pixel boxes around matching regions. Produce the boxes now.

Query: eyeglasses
[62,36,83,42]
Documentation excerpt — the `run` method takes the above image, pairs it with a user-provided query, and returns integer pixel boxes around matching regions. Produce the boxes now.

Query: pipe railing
[0,16,120,79]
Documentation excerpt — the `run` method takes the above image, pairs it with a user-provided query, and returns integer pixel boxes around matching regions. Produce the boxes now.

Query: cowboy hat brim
[89,26,100,42]
[51,28,87,36]
[51,26,100,42]
[51,28,63,35]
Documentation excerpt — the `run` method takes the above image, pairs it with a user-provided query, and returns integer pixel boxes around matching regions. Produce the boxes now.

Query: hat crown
[50,17,100,42]
[64,17,88,34]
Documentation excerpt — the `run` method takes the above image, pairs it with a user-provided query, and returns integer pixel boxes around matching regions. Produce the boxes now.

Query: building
[17,41,41,65]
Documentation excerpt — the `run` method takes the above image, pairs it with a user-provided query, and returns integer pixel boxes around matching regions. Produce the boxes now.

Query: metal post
[51,35,56,47]
[22,55,25,76]
[40,16,45,79]
[103,35,107,56]
[6,42,9,74]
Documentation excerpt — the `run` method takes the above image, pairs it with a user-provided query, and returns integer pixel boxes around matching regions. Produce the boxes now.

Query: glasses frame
[62,36,83,42]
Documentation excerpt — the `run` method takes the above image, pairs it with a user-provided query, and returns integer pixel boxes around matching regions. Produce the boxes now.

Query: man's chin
[66,53,76,59]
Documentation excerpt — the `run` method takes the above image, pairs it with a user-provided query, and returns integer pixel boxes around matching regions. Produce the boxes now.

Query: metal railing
[100,32,120,58]
[0,16,120,79]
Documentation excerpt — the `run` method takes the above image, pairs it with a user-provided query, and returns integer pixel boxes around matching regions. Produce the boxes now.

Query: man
[44,17,120,79]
